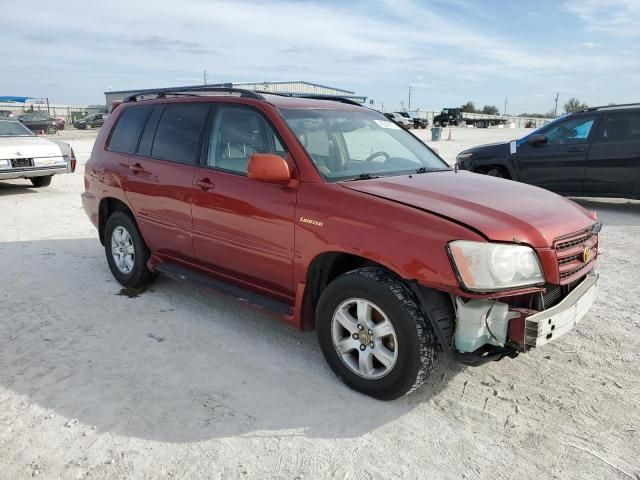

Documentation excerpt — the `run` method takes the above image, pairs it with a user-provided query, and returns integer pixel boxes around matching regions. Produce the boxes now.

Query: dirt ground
[1,127,639,480]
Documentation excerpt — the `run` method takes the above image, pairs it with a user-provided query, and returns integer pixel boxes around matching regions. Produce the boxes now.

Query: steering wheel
[364,151,390,162]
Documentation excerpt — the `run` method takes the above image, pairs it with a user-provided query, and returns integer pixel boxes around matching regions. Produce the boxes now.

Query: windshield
[0,120,35,136]
[279,108,448,181]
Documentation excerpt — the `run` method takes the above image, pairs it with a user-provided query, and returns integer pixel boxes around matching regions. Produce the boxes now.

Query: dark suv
[456,103,640,199]
[74,113,108,129]
[82,87,599,399]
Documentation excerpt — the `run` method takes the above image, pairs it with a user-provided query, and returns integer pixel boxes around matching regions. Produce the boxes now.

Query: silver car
[0,119,75,187]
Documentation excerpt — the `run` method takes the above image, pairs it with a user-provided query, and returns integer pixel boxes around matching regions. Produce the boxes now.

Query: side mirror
[527,134,547,146]
[247,153,291,184]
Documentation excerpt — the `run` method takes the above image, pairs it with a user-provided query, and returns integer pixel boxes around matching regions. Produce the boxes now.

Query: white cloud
[1,0,638,111]
[564,0,640,37]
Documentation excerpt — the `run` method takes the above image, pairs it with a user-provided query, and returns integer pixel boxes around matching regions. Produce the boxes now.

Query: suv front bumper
[525,270,599,348]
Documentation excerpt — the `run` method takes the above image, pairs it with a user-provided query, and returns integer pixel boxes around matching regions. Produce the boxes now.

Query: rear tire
[104,211,157,288]
[30,176,52,187]
[316,267,439,400]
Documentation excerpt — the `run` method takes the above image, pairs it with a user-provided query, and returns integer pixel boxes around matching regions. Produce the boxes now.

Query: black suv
[74,113,108,129]
[456,104,640,199]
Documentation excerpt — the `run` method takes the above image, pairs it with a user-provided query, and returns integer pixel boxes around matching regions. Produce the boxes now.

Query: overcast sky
[3,0,639,113]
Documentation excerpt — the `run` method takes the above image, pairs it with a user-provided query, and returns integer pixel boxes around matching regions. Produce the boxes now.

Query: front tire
[46,124,57,134]
[316,267,438,400]
[486,167,508,179]
[104,211,156,288]
[30,176,52,187]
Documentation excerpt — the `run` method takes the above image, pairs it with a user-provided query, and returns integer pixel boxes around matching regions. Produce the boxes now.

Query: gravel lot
[1,127,639,479]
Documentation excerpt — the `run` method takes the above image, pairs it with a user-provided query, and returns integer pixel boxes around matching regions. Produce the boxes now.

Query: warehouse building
[104,81,366,106]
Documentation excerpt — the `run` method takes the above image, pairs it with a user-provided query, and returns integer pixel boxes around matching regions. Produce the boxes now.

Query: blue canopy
[0,96,31,103]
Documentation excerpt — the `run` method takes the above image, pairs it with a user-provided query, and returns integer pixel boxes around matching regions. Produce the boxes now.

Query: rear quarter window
[107,106,152,154]
[151,104,210,164]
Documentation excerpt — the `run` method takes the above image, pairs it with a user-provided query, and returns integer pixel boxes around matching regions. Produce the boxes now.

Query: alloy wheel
[331,298,398,380]
[110,226,135,274]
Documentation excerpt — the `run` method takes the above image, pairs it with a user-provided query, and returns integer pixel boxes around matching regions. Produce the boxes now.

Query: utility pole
[553,92,559,117]
[408,86,412,111]
[504,96,508,115]
[203,70,208,85]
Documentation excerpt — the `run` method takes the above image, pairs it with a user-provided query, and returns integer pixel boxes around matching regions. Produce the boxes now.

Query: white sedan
[0,119,75,187]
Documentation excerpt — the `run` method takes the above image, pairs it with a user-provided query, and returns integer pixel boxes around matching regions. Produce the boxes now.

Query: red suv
[82,88,600,399]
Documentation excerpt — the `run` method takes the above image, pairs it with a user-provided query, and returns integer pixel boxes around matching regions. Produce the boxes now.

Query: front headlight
[448,240,544,292]
[456,152,474,161]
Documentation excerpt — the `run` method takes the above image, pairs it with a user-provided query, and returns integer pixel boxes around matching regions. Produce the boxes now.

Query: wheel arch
[98,197,134,245]
[469,158,516,179]
[301,251,403,331]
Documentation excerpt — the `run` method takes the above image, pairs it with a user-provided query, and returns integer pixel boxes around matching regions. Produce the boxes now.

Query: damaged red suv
[82,87,600,399]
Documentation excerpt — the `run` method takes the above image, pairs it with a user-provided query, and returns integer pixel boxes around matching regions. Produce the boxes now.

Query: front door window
[544,116,596,144]
[207,106,285,174]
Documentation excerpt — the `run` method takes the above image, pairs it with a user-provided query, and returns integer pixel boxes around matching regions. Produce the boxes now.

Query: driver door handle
[128,163,146,173]
[196,178,215,191]
[567,147,585,153]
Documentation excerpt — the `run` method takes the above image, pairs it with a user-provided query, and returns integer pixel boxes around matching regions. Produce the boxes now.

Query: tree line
[459,98,590,118]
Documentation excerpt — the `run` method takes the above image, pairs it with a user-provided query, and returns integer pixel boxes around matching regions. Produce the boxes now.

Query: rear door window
[108,106,152,154]
[595,111,640,143]
[151,104,210,164]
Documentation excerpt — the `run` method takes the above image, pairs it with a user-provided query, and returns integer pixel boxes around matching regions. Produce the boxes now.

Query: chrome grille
[554,225,598,283]
[555,230,593,251]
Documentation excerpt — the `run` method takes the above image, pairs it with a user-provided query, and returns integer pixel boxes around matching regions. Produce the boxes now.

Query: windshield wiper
[343,172,381,181]
[415,167,450,174]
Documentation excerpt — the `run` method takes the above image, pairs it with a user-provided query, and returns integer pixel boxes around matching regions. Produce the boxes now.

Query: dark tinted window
[151,104,209,164]
[108,106,152,154]
[136,106,163,157]
[596,111,640,142]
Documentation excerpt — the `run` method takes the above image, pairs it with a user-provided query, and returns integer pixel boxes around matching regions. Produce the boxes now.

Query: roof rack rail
[298,95,362,106]
[122,84,264,103]
[581,102,640,112]
[594,102,640,111]
[254,91,363,106]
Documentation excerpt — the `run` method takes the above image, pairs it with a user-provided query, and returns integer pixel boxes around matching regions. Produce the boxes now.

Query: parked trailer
[433,108,508,128]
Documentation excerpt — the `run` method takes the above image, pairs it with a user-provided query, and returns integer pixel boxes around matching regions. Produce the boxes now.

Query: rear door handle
[129,163,146,173]
[196,179,215,191]
[567,147,585,153]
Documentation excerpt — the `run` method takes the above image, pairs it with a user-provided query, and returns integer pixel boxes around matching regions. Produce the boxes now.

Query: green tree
[564,98,589,114]
[518,111,556,118]
[481,105,500,116]
[460,101,477,113]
